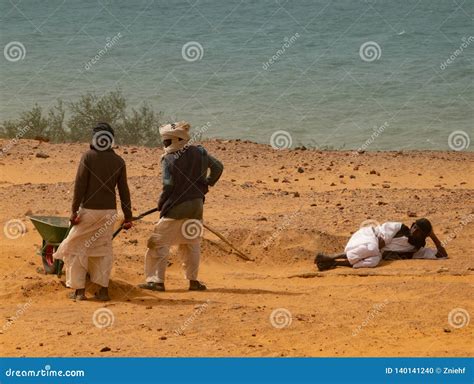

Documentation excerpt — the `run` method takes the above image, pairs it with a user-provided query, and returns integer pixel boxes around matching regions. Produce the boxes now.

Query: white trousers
[54,208,117,289]
[345,226,381,269]
[145,218,202,283]
[65,253,114,289]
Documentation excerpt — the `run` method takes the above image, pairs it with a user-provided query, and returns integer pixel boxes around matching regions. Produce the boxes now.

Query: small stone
[160,336,167,340]
[293,192,300,198]
[443,328,451,333]
[297,167,304,173]
[100,347,111,352]
[370,170,377,175]
[382,184,390,188]
[350,175,356,179]
[36,152,49,159]
[407,211,417,217]
[330,182,336,186]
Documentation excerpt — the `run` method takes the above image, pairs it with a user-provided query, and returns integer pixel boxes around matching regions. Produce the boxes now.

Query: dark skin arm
[429,230,448,258]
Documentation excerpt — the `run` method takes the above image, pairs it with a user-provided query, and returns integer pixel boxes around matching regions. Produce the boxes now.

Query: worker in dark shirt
[140,121,223,292]
[54,123,133,301]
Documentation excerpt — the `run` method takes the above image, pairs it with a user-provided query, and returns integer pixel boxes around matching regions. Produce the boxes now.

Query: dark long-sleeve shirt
[158,145,223,219]
[72,147,133,220]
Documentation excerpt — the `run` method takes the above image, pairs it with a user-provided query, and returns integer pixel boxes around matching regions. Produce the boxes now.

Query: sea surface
[1,0,472,150]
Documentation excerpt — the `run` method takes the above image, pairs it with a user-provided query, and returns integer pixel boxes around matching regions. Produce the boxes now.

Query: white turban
[159,121,191,154]
[159,121,191,141]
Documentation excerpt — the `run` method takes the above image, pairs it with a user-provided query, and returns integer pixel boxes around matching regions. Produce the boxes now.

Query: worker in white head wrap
[139,121,223,292]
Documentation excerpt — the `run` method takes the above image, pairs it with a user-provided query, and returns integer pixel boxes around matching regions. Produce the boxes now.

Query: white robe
[345,222,437,268]
[53,208,117,288]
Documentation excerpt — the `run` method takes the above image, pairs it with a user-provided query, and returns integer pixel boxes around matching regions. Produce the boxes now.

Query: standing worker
[54,123,133,301]
[140,121,223,292]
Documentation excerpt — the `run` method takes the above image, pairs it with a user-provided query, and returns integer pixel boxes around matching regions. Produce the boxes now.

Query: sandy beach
[0,139,473,357]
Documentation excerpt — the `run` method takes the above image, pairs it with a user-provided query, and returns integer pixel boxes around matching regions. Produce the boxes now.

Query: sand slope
[0,139,473,357]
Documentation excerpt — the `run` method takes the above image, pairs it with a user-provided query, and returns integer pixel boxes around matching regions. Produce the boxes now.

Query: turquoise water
[1,0,472,150]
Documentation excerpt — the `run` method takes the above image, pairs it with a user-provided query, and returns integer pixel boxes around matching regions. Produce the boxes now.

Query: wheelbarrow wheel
[42,244,62,275]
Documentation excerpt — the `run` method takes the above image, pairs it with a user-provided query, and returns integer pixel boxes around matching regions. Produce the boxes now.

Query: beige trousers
[53,208,117,289]
[145,218,202,283]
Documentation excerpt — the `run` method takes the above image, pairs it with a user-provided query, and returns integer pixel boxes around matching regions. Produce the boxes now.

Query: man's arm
[117,161,133,222]
[429,230,448,258]
[206,154,223,186]
[70,154,89,224]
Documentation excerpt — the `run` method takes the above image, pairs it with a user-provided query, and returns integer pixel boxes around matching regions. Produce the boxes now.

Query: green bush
[0,90,163,147]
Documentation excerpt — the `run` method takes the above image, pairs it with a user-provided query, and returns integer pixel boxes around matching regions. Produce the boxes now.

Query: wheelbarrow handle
[112,207,159,239]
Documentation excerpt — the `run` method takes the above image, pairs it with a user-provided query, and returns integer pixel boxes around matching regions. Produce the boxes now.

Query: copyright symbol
[436,367,441,374]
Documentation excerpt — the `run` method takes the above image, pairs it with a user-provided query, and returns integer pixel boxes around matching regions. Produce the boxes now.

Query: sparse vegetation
[0,90,163,147]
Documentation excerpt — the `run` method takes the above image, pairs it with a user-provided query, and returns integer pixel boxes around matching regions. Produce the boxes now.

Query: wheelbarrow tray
[28,215,70,245]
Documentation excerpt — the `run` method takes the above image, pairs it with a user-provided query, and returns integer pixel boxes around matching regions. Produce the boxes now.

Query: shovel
[112,207,159,239]
[112,207,252,261]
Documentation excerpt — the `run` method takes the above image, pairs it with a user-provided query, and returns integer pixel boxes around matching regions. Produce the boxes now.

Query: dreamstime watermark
[4,41,26,62]
[182,41,204,62]
[2,299,32,332]
[174,299,211,336]
[84,32,122,71]
[181,219,204,240]
[91,130,114,151]
[359,41,381,62]
[0,124,31,156]
[448,308,470,329]
[84,212,118,248]
[262,33,300,70]
[352,299,389,336]
[269,308,292,329]
[441,213,474,248]
[5,365,85,378]
[3,219,27,240]
[353,121,389,155]
[448,130,470,151]
[262,209,301,249]
[92,308,115,328]
[173,122,211,159]
[440,36,474,70]
[270,130,292,150]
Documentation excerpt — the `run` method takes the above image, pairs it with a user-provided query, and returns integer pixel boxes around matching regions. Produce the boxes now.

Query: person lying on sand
[54,123,133,301]
[315,218,447,271]
[139,121,223,292]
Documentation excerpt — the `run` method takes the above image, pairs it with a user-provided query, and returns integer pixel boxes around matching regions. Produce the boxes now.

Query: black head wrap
[415,218,432,237]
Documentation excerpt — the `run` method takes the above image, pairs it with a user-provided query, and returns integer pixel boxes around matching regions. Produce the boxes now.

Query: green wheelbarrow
[28,208,159,276]
[29,216,70,276]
